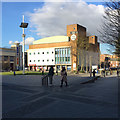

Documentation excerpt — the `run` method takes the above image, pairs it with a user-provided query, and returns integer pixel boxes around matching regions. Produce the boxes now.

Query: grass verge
[0,71,48,75]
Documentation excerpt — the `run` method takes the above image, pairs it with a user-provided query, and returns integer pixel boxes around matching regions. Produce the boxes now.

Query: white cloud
[20,37,35,45]
[15,41,19,43]
[28,1,105,38]
[9,41,13,44]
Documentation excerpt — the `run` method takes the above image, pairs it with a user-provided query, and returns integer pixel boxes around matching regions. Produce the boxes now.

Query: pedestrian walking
[110,69,112,75]
[60,67,68,87]
[48,66,54,86]
[56,70,58,75]
[93,69,96,77]
[90,68,92,77]
[102,70,105,77]
[117,70,119,77]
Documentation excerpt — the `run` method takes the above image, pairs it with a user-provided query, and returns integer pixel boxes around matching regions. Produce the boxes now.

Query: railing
[41,75,48,86]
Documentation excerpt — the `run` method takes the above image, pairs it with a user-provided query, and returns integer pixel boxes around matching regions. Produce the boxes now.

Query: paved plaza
[1,73,119,119]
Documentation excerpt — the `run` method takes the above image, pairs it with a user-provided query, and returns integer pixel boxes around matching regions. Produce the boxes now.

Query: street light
[19,15,28,74]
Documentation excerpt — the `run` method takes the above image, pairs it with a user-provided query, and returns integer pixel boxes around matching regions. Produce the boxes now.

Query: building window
[42,52,44,54]
[52,51,54,54]
[29,53,31,55]
[74,27,75,30]
[47,59,49,62]
[38,60,40,62]
[47,52,49,54]
[55,51,58,54]
[34,60,35,62]
[10,56,14,61]
[55,47,71,64]
[70,32,72,34]
[4,56,8,61]
[38,52,40,54]
[34,52,35,55]
[0,56,2,61]
[52,59,54,62]
[30,60,31,62]
[42,60,44,62]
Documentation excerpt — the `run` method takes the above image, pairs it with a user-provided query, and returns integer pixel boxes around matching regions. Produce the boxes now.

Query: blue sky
[1,1,111,54]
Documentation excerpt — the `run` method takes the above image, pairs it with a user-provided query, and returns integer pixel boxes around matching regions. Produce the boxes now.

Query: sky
[1,0,112,54]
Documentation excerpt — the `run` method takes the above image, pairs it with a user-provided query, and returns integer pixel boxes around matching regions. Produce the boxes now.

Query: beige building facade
[28,24,100,71]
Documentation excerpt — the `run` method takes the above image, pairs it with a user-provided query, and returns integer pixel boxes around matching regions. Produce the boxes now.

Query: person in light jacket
[60,67,68,87]
[48,66,54,86]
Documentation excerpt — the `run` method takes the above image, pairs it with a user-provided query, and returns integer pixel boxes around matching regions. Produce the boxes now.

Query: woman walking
[60,67,68,87]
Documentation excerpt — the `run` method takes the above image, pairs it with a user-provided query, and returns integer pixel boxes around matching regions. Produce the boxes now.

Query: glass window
[38,52,40,54]
[55,51,58,54]
[60,57,62,62]
[29,53,31,55]
[34,52,35,55]
[47,52,49,54]
[62,57,65,63]
[4,56,8,61]
[38,60,40,62]
[10,56,14,61]
[0,56,2,61]
[42,52,44,54]
[52,51,54,54]
[47,59,49,62]
[63,48,65,55]
[34,60,35,62]
[52,59,54,62]
[65,57,67,62]
[30,60,31,62]
[58,49,59,54]
[42,60,44,62]
[68,57,70,63]
[58,57,59,63]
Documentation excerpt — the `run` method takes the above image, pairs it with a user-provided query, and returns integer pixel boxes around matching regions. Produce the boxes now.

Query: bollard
[14,71,16,76]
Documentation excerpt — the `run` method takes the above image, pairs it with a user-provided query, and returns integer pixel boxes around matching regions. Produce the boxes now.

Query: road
[1,74,119,119]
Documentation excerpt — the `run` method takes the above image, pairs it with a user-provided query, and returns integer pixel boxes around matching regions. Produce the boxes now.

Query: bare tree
[99,0,120,57]
[77,36,89,71]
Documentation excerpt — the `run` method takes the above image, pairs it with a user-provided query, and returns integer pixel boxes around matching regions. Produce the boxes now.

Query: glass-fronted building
[27,24,100,71]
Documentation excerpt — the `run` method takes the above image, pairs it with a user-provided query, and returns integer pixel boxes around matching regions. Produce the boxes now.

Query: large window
[10,56,14,61]
[55,47,71,64]
[4,56,8,61]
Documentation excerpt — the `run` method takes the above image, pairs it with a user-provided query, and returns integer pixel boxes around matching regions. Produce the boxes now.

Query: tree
[99,0,120,57]
[77,35,90,71]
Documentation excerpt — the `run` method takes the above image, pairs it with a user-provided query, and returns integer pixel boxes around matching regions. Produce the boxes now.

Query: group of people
[48,66,68,87]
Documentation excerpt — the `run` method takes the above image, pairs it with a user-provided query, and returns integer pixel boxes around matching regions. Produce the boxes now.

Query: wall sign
[71,34,76,41]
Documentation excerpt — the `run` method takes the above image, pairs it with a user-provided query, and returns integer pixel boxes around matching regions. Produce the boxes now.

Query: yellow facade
[33,36,69,45]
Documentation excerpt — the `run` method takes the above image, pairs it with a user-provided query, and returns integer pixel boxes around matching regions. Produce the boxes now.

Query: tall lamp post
[20,15,28,74]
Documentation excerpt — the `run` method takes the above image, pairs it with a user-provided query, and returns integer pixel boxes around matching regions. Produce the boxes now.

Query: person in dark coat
[93,69,96,77]
[117,70,119,77]
[60,67,68,87]
[48,66,54,86]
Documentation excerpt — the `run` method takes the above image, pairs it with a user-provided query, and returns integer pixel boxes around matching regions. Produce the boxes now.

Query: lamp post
[20,15,28,74]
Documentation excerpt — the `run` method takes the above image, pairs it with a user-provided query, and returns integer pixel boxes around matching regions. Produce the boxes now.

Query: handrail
[42,75,48,86]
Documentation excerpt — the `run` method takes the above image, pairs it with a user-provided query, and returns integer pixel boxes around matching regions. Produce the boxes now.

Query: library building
[27,24,100,71]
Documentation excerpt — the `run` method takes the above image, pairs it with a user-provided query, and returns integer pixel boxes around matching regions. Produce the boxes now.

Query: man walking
[48,66,54,86]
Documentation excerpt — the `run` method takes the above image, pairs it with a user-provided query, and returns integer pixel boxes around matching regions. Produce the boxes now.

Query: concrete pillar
[33,66,34,71]
[28,66,30,71]
[60,65,62,71]
[65,65,67,71]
